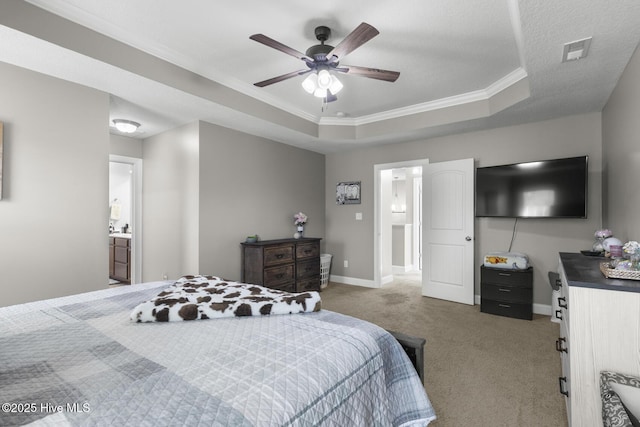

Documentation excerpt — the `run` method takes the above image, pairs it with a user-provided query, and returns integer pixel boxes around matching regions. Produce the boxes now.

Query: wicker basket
[600,262,640,281]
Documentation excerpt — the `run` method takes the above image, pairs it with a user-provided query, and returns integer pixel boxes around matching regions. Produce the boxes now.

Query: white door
[422,158,474,305]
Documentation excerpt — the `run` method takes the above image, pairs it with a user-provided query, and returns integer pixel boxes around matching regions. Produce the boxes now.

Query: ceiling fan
[250,22,400,103]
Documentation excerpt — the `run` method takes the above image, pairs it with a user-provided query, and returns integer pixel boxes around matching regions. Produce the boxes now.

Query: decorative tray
[600,262,640,281]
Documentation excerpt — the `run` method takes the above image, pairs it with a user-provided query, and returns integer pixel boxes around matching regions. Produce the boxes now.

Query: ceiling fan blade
[254,69,312,87]
[339,65,400,82]
[326,22,379,61]
[250,34,313,63]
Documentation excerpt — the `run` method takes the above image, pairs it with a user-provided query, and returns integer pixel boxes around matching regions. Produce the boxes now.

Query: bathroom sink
[109,233,131,238]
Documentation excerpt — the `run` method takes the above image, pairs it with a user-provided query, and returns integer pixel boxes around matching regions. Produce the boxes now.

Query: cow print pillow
[131,275,321,322]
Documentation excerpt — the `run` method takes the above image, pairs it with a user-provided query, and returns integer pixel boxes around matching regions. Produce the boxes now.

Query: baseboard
[474,294,552,316]
[328,275,379,288]
[392,265,413,274]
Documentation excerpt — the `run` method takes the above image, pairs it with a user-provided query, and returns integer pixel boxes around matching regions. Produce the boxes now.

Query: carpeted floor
[320,275,568,427]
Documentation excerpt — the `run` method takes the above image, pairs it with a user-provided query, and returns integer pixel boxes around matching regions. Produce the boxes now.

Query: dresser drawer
[114,237,130,247]
[480,298,532,320]
[296,259,320,279]
[297,277,320,292]
[481,283,532,303]
[267,281,295,292]
[114,246,129,263]
[264,264,294,286]
[481,266,532,288]
[296,242,319,259]
[264,245,294,266]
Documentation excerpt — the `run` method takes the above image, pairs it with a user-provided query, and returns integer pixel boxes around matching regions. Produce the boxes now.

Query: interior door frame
[374,158,429,287]
[109,154,143,284]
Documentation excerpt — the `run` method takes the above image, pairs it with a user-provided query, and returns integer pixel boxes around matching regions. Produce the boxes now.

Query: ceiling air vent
[562,37,592,62]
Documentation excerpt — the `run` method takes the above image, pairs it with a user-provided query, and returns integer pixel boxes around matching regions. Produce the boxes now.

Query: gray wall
[602,45,640,241]
[325,113,603,306]
[0,62,109,307]
[110,134,143,158]
[142,122,200,281]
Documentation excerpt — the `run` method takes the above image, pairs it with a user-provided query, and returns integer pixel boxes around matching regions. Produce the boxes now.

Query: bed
[0,276,436,426]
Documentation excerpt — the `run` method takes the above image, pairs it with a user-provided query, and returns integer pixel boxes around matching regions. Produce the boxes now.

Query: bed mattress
[0,281,435,426]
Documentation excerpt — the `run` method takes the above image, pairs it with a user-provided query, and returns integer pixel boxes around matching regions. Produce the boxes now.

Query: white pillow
[611,383,640,420]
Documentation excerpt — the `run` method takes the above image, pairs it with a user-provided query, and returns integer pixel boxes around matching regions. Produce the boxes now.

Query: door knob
[465,236,472,241]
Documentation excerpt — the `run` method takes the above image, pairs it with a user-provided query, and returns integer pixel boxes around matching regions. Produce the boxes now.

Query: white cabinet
[557,253,640,426]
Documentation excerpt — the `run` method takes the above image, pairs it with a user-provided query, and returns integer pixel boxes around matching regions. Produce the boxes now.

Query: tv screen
[475,156,588,218]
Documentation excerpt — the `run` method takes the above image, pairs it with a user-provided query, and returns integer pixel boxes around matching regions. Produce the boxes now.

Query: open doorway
[109,155,142,285]
[374,159,429,287]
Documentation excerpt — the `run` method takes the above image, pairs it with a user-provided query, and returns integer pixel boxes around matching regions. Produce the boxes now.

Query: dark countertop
[560,252,640,293]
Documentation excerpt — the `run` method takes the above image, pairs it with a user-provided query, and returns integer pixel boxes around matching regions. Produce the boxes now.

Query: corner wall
[0,62,109,307]
[142,122,199,281]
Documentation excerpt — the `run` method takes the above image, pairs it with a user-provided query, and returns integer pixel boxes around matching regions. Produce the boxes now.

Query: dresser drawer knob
[558,377,569,397]
[498,303,511,308]
[276,254,284,259]
[555,337,568,353]
[498,288,511,292]
[498,272,512,276]
[555,309,563,321]
[557,296,567,309]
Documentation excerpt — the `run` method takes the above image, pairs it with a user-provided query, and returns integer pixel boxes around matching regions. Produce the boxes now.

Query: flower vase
[592,237,605,253]
[297,225,304,238]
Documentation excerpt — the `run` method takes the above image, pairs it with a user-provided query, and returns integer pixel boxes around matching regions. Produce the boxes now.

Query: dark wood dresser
[241,238,321,292]
[480,265,533,320]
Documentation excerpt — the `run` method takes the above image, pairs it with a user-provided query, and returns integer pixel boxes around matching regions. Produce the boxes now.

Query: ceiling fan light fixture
[112,119,140,133]
[317,69,332,89]
[302,73,318,94]
[328,75,343,95]
[302,71,343,98]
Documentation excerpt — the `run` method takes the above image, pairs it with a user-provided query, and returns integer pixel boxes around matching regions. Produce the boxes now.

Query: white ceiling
[1,0,640,154]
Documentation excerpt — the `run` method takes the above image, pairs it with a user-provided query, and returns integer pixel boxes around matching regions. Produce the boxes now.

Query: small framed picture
[336,181,361,205]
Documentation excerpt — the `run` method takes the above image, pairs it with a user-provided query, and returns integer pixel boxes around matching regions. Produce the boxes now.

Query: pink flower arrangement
[594,229,613,239]
[294,212,308,226]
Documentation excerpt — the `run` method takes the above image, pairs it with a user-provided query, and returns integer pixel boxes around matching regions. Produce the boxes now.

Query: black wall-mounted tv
[475,156,588,218]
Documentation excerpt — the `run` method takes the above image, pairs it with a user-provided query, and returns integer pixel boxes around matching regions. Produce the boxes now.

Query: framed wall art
[336,181,361,205]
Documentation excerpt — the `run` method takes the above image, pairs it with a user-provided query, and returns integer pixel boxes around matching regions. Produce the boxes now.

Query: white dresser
[557,252,640,426]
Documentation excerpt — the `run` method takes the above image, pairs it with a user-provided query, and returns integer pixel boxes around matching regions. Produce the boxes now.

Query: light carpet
[320,277,568,427]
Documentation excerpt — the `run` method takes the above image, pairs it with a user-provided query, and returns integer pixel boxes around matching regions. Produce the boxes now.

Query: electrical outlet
[162,274,168,280]
[344,260,349,268]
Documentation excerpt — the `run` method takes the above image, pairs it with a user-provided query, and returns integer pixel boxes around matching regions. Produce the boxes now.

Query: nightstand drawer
[264,264,294,285]
[482,283,532,303]
[264,245,294,266]
[481,298,532,320]
[481,266,533,288]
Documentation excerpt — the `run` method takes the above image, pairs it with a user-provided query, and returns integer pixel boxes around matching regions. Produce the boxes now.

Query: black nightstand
[480,265,533,320]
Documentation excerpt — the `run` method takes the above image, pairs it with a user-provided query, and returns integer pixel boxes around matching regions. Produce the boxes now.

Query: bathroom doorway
[374,159,428,288]
[109,155,142,285]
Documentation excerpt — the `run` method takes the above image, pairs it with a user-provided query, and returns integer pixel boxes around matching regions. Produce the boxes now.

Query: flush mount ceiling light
[112,119,140,133]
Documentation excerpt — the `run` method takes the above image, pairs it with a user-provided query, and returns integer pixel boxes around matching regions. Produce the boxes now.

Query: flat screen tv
[475,156,588,218]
